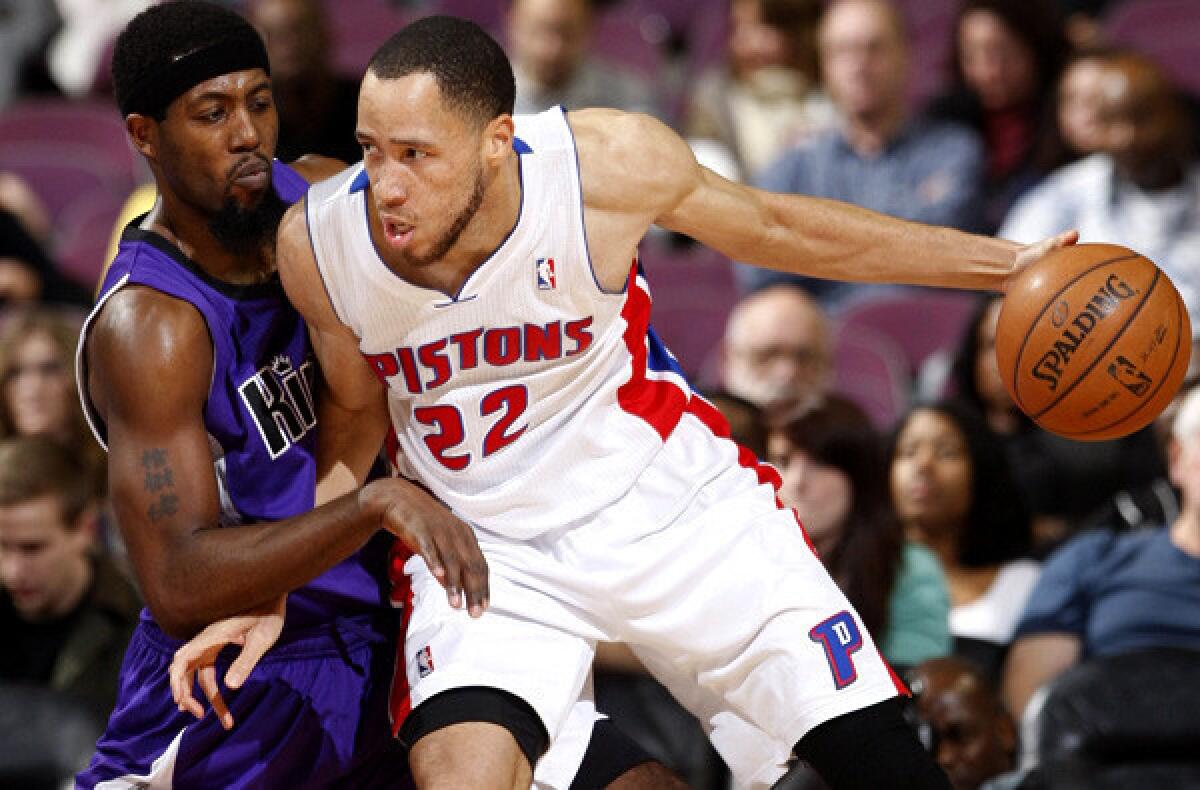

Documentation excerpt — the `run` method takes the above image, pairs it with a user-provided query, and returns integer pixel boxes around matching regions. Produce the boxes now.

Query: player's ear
[483,114,514,166]
[126,113,160,161]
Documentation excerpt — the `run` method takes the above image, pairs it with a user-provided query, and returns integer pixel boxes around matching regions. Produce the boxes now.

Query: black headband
[118,28,270,118]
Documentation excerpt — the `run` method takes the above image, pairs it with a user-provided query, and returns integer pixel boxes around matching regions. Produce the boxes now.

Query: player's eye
[405,148,427,160]
[198,107,225,123]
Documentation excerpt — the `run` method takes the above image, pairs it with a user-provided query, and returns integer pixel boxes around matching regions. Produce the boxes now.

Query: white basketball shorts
[398,412,905,787]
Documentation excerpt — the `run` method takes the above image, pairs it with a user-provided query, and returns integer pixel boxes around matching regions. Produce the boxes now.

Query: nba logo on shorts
[536,257,557,290]
[416,645,435,678]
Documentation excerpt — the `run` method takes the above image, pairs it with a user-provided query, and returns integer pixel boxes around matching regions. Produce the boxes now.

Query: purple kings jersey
[78,160,389,632]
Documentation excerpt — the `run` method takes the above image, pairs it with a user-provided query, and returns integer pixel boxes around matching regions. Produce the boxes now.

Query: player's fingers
[429,528,465,610]
[225,625,275,689]
[170,660,205,720]
[199,665,234,730]
[448,519,488,617]
[1010,230,1081,287]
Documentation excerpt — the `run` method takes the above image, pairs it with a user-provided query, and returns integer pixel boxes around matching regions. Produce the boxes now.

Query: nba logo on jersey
[416,645,435,678]
[536,257,557,290]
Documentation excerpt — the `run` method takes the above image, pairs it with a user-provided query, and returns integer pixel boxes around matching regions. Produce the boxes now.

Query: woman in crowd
[926,0,1067,231]
[0,307,104,494]
[889,399,1039,681]
[770,396,951,670]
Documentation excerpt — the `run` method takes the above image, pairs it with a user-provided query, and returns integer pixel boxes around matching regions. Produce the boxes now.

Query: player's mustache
[226,154,271,186]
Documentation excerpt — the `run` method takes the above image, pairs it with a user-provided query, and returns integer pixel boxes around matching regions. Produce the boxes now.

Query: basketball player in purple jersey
[74,4,680,788]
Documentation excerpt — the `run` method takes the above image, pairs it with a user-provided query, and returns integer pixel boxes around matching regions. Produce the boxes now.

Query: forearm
[745,194,1020,292]
[1002,634,1082,718]
[138,489,381,637]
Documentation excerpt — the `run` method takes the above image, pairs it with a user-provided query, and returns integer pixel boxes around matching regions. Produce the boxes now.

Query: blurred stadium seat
[0,98,145,186]
[831,321,911,428]
[835,289,977,381]
[640,238,738,385]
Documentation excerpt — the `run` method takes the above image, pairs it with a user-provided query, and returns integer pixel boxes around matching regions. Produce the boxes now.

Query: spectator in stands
[705,390,768,459]
[721,283,831,425]
[737,0,985,307]
[684,0,834,182]
[0,210,91,307]
[506,0,661,118]
[1051,49,1114,165]
[0,435,141,721]
[909,656,1017,790]
[927,0,1067,232]
[0,171,51,243]
[770,396,952,670]
[0,309,105,495]
[889,400,1040,682]
[1054,0,1112,50]
[1001,52,1200,323]
[1002,383,1200,718]
[247,0,361,164]
[0,0,58,108]
[949,296,1166,551]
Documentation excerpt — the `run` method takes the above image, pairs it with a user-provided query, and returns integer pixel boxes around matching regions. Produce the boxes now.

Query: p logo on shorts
[809,611,863,690]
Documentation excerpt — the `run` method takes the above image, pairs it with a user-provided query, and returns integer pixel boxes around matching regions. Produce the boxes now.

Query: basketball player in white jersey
[174,14,1076,790]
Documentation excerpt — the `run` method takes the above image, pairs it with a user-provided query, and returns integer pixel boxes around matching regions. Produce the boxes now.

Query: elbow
[140,579,210,640]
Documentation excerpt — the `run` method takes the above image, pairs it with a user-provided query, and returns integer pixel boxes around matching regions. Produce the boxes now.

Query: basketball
[995,243,1192,441]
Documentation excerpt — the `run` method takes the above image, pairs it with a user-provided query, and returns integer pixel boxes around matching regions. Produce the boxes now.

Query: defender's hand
[361,479,489,618]
[169,595,286,730]
[1005,230,1079,290]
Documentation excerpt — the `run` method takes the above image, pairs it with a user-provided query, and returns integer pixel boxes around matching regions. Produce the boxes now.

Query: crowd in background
[2,0,1200,788]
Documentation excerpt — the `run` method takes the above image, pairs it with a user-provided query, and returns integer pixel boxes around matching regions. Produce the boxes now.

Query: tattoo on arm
[142,448,180,523]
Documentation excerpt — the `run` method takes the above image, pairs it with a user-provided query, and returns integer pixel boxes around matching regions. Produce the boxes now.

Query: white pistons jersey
[306,108,697,539]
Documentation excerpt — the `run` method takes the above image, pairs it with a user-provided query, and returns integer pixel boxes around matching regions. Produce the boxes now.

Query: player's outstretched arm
[277,199,489,615]
[570,109,1074,293]
[88,286,487,638]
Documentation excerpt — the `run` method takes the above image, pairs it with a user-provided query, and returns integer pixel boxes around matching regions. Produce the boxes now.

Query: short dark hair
[0,435,94,526]
[367,15,515,123]
[112,1,270,120]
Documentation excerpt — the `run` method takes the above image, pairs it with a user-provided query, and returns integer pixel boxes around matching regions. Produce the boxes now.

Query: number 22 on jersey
[413,385,529,470]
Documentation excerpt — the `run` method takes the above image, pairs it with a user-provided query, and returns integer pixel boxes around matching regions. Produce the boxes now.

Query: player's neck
[148,196,273,285]
[841,105,906,157]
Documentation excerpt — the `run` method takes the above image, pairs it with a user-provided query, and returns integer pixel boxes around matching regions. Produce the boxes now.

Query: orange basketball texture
[995,243,1192,441]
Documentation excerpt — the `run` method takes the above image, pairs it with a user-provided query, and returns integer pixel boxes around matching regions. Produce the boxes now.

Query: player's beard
[209,183,288,257]
[409,162,487,268]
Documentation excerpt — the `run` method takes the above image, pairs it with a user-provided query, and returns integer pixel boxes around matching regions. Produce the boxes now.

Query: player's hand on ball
[1006,230,1079,290]
[361,478,490,618]
[169,595,286,730]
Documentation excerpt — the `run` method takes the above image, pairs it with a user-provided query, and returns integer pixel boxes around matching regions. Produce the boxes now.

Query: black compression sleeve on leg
[794,698,952,790]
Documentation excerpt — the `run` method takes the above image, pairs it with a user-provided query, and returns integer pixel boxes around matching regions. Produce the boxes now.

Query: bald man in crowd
[721,283,832,424]
[1001,51,1200,322]
[737,0,985,305]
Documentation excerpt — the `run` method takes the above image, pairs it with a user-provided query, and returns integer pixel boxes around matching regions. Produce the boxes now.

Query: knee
[408,722,532,790]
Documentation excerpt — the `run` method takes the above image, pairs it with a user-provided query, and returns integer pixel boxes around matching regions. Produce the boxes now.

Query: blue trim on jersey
[645,326,687,378]
[513,136,533,155]
[350,167,370,193]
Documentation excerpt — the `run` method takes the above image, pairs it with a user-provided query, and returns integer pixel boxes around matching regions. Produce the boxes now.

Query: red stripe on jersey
[388,542,416,734]
[616,263,688,439]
